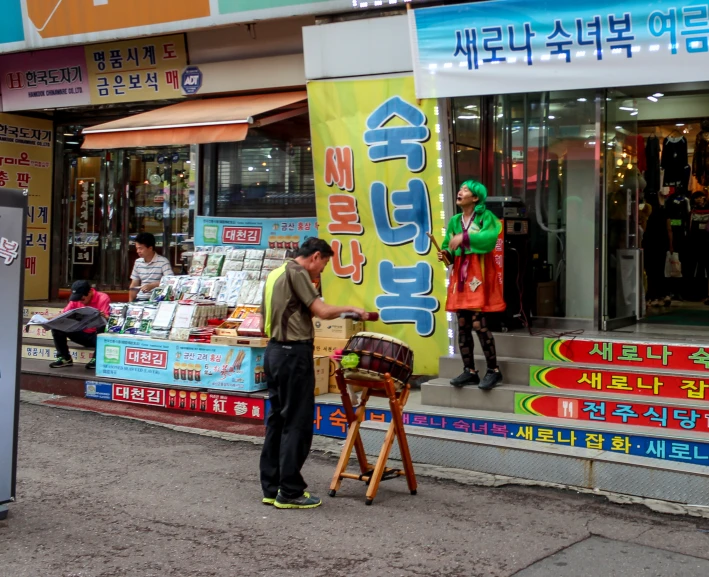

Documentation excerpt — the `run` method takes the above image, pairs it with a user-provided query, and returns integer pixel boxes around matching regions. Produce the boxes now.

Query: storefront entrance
[59,144,196,291]
[448,82,709,333]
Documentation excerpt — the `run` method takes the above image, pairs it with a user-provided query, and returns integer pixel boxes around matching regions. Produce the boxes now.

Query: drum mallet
[426,232,451,266]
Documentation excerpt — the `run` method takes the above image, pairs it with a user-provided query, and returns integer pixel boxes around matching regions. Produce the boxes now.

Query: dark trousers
[52,330,97,360]
[259,341,315,499]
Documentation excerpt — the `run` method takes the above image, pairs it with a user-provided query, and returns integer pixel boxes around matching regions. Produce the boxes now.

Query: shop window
[492,91,598,320]
[452,96,483,184]
[214,130,315,219]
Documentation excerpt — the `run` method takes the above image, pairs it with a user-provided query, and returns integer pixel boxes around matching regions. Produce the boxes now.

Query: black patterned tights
[457,310,498,371]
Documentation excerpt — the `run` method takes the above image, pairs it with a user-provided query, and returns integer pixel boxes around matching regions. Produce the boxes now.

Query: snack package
[152,301,179,330]
[262,258,285,271]
[231,249,246,261]
[173,304,197,329]
[107,303,127,333]
[177,277,202,300]
[260,270,271,281]
[243,259,262,271]
[244,271,260,281]
[221,257,244,274]
[245,249,264,261]
[121,305,145,335]
[203,254,225,277]
[189,252,208,276]
[150,285,173,302]
[265,248,288,260]
[224,271,247,306]
[138,306,158,336]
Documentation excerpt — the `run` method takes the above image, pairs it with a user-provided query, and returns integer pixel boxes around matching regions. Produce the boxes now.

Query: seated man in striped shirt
[129,232,173,302]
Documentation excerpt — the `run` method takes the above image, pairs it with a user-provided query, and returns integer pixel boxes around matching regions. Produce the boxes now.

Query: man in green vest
[260,237,368,509]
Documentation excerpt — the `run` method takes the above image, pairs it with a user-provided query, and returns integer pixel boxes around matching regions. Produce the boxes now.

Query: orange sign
[26,0,211,39]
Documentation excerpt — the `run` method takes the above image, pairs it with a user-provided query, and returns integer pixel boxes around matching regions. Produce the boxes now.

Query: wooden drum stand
[328,368,417,505]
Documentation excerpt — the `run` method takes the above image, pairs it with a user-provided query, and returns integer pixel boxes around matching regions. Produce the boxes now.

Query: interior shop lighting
[548,115,556,119]
[615,125,622,129]
[457,115,479,119]
[653,93,664,98]
[677,123,685,127]
[619,106,635,111]
[577,97,587,102]
[630,111,639,116]
[647,96,658,102]
[248,167,254,171]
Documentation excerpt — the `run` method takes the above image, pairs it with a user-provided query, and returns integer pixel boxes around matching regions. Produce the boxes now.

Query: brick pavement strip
[0,394,708,576]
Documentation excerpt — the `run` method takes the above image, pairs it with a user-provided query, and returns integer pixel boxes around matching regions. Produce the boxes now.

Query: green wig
[461,179,488,215]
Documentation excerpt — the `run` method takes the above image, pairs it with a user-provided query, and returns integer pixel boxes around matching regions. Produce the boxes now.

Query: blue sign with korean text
[411,0,709,98]
[313,401,709,468]
[194,216,318,249]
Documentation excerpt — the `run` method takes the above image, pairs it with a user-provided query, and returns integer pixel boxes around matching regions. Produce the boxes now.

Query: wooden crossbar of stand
[328,369,417,505]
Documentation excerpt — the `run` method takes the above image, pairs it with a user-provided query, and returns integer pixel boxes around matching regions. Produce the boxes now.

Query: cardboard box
[313,337,349,357]
[313,318,364,339]
[328,358,341,394]
[314,355,329,396]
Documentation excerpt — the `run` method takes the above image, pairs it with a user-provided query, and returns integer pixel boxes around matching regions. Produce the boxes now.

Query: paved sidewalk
[3,400,709,576]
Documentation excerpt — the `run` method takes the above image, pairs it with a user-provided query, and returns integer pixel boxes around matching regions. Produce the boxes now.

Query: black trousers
[52,330,97,360]
[259,340,315,499]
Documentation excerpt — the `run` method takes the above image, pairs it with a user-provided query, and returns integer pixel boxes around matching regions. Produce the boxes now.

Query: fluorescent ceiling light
[619,106,635,111]
[647,96,658,102]
[653,93,664,97]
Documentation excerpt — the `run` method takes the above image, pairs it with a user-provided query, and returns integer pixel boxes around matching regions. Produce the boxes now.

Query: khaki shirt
[263,260,319,342]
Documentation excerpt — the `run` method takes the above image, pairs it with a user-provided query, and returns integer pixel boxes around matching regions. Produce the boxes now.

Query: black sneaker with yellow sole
[274,491,322,509]
[49,357,73,369]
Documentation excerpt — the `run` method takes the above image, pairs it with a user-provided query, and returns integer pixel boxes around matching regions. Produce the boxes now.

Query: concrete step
[359,420,709,506]
[422,377,709,413]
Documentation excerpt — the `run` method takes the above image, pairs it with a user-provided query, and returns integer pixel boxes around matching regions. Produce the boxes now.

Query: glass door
[602,89,641,329]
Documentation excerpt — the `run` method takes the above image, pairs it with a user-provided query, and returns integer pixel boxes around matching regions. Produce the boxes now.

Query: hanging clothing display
[661,135,689,188]
[645,135,661,194]
[693,131,709,186]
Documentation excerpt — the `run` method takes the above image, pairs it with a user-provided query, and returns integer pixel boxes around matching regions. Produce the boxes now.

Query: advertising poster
[0,188,26,507]
[95,336,267,393]
[309,75,448,374]
[545,338,709,373]
[0,113,53,300]
[194,216,317,249]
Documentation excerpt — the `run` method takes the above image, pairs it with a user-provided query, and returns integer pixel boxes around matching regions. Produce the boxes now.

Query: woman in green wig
[438,180,505,390]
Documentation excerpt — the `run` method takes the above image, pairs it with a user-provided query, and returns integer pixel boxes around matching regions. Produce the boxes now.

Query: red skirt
[445,252,506,313]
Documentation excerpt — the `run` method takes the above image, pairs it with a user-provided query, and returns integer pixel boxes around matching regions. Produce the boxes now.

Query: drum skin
[342,332,414,388]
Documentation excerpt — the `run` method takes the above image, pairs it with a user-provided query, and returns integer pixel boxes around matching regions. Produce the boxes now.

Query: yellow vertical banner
[0,113,53,300]
[309,76,448,375]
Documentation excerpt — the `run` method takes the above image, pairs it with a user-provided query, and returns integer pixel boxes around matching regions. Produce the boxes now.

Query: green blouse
[442,211,501,257]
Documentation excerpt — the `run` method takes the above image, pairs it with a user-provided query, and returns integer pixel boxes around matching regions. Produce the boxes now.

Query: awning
[81,91,308,149]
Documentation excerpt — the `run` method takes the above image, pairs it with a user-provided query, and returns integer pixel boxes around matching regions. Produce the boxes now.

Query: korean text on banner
[308,76,448,375]
[85,34,186,105]
[194,216,317,249]
[410,0,709,98]
[0,46,90,112]
[0,114,53,300]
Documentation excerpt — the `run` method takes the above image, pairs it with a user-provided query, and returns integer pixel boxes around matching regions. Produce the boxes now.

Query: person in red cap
[49,280,111,370]
[438,180,505,391]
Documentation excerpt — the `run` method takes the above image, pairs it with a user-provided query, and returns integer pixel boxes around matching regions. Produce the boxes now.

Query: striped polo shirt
[130,253,173,284]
